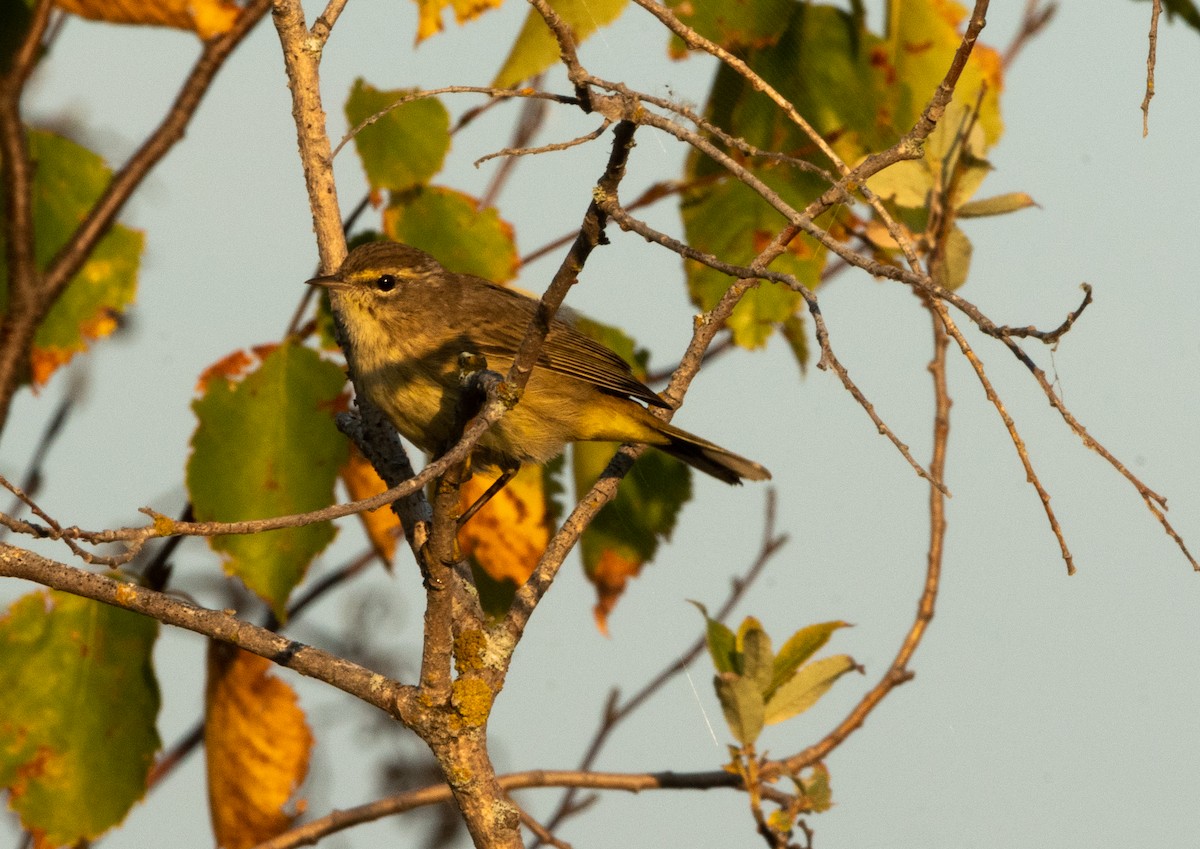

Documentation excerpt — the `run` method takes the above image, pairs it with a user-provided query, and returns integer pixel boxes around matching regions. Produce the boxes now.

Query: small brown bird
[308,241,770,489]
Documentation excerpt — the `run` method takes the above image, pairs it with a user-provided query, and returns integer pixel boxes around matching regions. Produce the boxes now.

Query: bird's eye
[375,274,397,292]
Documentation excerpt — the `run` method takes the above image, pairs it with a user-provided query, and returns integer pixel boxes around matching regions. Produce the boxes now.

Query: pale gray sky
[4,2,1199,848]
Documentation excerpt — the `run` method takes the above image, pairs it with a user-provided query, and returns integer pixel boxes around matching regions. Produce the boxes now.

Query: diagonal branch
[0,543,417,719]
[0,0,272,436]
[772,297,953,776]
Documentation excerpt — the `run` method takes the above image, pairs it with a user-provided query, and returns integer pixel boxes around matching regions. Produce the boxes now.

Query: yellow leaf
[340,445,401,568]
[412,0,504,42]
[205,644,312,849]
[55,0,242,38]
[457,465,550,585]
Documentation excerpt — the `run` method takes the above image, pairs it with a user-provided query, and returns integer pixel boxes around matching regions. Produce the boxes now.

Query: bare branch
[541,491,788,837]
[1003,0,1058,67]
[0,544,417,719]
[474,119,611,168]
[773,297,953,775]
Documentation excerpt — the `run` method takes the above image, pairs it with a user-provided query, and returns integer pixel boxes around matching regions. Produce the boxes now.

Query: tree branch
[0,0,272,437]
[0,543,416,719]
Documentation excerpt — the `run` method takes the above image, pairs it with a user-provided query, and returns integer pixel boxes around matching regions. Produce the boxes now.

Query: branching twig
[473,119,611,168]
[250,767,748,849]
[0,0,272,436]
[539,491,788,838]
[596,198,948,495]
[1003,0,1058,66]
[332,86,579,160]
[771,296,953,776]
[993,283,1092,344]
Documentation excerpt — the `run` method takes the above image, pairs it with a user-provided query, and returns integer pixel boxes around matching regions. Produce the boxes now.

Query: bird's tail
[655,421,771,485]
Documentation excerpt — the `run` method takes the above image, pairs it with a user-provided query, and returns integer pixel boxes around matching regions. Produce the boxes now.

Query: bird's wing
[470,282,670,409]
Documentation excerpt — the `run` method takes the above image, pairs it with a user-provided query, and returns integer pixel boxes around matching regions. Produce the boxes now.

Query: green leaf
[739,621,775,694]
[664,0,794,56]
[383,185,518,283]
[882,0,1004,146]
[572,318,690,628]
[931,224,972,291]
[958,191,1038,218]
[763,654,856,725]
[714,672,764,745]
[188,342,349,619]
[0,129,143,386]
[689,601,739,674]
[680,174,822,351]
[344,79,450,192]
[798,762,833,812]
[866,102,992,212]
[768,620,850,698]
[492,0,628,88]
[0,589,160,845]
[779,314,809,375]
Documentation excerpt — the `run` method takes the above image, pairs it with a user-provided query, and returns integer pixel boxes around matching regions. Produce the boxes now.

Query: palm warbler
[308,241,770,486]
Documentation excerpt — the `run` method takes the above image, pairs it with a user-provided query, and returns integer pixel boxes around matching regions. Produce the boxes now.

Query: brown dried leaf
[205,644,312,849]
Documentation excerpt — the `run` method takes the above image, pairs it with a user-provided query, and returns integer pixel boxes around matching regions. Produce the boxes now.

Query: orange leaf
[457,465,550,585]
[589,548,643,636]
[195,349,256,393]
[28,348,71,387]
[55,0,241,38]
[205,644,312,849]
[29,307,124,387]
[340,445,401,568]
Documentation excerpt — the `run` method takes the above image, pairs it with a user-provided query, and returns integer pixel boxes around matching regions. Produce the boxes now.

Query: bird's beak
[305,273,349,290]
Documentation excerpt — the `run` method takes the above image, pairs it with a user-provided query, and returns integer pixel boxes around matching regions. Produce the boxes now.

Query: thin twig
[1003,0,1058,67]
[250,767,748,849]
[310,0,348,45]
[596,198,948,494]
[515,802,572,849]
[937,300,1075,574]
[993,283,1092,344]
[540,491,788,838]
[332,86,579,160]
[1142,0,1161,137]
[473,119,610,168]
[772,296,952,776]
[479,76,550,208]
